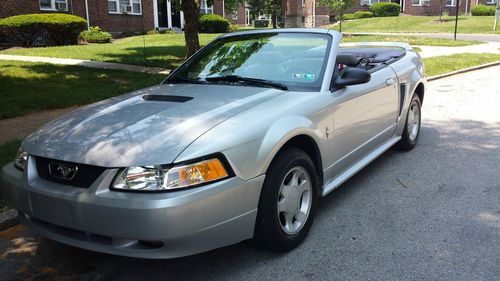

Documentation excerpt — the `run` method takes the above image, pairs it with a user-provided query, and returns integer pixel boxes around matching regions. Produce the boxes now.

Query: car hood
[23,84,284,167]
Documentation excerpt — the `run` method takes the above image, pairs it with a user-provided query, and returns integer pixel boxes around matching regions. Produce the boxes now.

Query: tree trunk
[272,9,277,28]
[339,15,343,33]
[182,0,201,58]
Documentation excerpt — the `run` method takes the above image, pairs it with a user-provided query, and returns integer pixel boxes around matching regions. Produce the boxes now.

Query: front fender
[174,114,324,181]
[257,116,322,177]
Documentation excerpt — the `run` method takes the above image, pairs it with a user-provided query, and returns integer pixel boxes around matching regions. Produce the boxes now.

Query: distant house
[0,0,250,34]
[403,0,497,16]
[283,0,498,28]
[283,0,400,28]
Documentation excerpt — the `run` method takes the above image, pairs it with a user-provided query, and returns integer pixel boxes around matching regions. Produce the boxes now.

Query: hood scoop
[142,95,193,103]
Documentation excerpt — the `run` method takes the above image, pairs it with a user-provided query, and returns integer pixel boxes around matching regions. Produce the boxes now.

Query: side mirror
[334,67,371,88]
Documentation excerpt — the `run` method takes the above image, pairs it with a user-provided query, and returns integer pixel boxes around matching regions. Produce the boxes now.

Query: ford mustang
[0,29,426,259]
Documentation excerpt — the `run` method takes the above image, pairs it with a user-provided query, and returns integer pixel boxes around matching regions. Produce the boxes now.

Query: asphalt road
[1,66,499,281]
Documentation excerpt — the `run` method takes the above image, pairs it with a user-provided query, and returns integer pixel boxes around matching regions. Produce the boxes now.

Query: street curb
[428,60,500,81]
[0,209,19,231]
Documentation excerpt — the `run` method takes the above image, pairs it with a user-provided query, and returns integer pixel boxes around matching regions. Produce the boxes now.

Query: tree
[181,0,201,57]
[317,0,356,32]
[246,0,282,28]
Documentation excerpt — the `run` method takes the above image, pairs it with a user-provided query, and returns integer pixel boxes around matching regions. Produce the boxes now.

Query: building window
[361,0,379,5]
[108,0,142,15]
[232,14,238,20]
[200,0,214,14]
[412,0,430,6]
[302,0,306,6]
[446,0,456,6]
[486,0,496,4]
[40,0,68,11]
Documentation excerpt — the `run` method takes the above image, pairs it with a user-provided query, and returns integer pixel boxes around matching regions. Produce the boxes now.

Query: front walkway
[414,42,500,58]
[0,54,170,75]
[345,32,500,43]
[0,107,79,144]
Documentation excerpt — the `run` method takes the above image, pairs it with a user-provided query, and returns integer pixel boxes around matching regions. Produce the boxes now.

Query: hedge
[199,14,230,33]
[370,3,401,17]
[354,11,374,19]
[340,14,356,20]
[0,13,87,46]
[471,5,496,16]
[79,26,112,43]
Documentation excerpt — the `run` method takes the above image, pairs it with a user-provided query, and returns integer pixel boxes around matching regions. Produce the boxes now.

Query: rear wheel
[254,147,318,251]
[395,94,421,151]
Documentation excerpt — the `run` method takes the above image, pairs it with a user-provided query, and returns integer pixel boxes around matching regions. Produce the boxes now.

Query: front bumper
[0,157,264,259]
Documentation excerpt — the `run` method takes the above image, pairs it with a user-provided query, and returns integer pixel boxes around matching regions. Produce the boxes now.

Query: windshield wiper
[166,77,207,85]
[205,75,288,91]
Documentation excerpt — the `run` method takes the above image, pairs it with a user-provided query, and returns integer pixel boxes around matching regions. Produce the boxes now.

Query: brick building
[403,0,497,16]
[283,0,398,28]
[0,0,249,33]
[283,0,498,28]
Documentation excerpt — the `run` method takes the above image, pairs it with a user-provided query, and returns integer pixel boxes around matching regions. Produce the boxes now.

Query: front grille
[36,157,106,188]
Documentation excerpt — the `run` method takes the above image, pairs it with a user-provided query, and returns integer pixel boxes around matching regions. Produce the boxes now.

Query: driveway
[1,66,499,281]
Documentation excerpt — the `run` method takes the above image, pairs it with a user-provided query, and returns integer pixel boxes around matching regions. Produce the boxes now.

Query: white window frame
[361,0,379,6]
[200,0,214,14]
[302,0,306,6]
[39,0,68,11]
[485,0,496,4]
[446,0,456,7]
[412,0,430,6]
[108,0,142,15]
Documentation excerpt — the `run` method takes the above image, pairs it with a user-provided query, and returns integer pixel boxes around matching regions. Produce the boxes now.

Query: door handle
[386,78,395,86]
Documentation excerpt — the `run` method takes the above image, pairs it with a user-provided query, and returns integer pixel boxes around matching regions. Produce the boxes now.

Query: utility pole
[494,1,500,31]
[453,0,460,40]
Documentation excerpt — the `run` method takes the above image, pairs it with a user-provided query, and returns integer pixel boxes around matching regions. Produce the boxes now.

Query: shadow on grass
[0,61,164,120]
[95,45,187,69]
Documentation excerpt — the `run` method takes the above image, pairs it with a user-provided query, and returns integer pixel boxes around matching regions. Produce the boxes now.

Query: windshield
[167,33,332,91]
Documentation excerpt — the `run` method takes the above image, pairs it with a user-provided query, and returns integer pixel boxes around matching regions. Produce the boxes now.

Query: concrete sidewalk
[415,42,500,58]
[0,54,170,75]
[345,32,500,43]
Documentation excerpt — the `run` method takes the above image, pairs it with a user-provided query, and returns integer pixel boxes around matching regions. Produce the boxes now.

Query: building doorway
[171,1,181,28]
[157,0,168,27]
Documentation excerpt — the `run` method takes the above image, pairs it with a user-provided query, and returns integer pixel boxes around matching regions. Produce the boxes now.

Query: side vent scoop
[142,95,193,103]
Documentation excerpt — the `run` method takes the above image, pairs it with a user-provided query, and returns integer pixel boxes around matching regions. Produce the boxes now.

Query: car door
[330,66,399,174]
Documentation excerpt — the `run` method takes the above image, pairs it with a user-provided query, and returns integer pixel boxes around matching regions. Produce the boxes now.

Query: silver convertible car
[0,29,426,258]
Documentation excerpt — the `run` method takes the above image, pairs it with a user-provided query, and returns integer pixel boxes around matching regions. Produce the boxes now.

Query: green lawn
[423,53,500,76]
[333,16,500,34]
[0,60,164,119]
[2,33,220,69]
[341,34,483,46]
[0,139,22,212]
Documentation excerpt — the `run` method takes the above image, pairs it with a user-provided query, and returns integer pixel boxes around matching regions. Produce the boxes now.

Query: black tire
[395,94,422,151]
[254,147,319,252]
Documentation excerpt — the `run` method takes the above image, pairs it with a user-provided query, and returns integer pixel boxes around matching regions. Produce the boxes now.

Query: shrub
[370,3,401,17]
[471,5,495,16]
[146,29,159,35]
[229,24,239,32]
[199,14,230,33]
[354,11,374,19]
[79,26,112,43]
[0,13,87,46]
[339,14,356,20]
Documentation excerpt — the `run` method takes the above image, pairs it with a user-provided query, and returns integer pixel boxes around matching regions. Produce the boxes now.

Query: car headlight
[111,157,230,192]
[14,148,28,171]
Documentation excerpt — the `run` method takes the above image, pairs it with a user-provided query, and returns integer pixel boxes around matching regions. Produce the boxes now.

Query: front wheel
[254,147,319,252]
[395,94,422,151]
